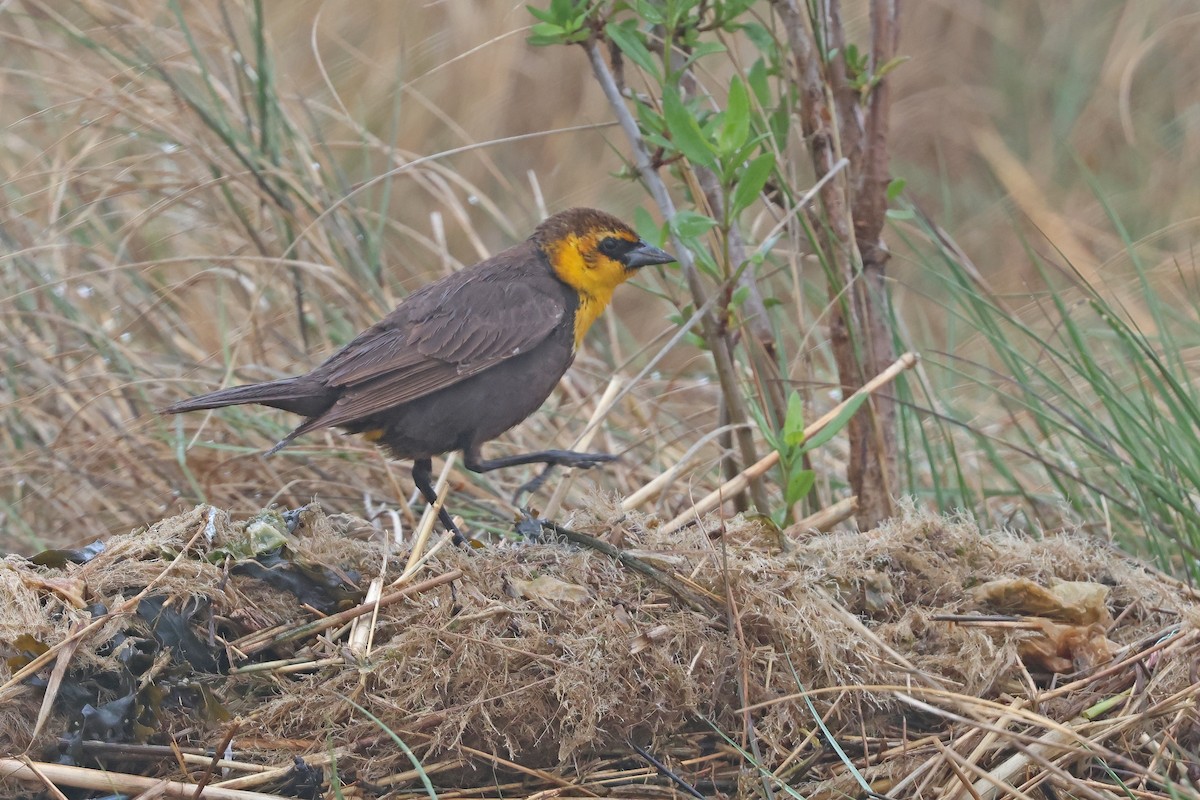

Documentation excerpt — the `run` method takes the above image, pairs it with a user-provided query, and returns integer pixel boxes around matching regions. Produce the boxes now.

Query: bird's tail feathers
[162,377,332,419]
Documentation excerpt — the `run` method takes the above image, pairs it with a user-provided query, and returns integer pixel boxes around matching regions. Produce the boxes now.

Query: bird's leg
[411,457,466,546]
[513,464,558,508]
[461,447,619,507]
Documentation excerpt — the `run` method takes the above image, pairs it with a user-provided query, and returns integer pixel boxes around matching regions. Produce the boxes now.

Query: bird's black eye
[598,236,627,258]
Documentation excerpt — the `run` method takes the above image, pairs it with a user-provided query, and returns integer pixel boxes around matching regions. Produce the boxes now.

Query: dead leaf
[508,575,592,606]
[973,578,1111,624]
[1018,618,1113,674]
[630,624,672,655]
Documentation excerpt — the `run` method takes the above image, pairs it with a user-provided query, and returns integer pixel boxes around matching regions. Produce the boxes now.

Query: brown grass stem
[0,758,288,800]
[659,352,918,536]
[238,569,461,656]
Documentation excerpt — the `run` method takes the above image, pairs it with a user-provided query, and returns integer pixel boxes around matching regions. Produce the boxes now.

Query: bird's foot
[439,514,483,549]
[555,451,619,470]
[513,509,545,541]
[448,523,486,550]
[509,452,620,507]
[512,467,555,507]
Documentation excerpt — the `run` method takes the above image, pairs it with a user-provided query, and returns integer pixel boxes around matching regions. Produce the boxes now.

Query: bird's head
[533,208,676,301]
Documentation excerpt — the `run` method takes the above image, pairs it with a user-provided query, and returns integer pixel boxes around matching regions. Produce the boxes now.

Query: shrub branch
[584,38,771,513]
[771,0,902,528]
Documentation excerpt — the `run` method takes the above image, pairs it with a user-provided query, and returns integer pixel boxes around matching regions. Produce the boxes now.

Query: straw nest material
[1,500,1197,799]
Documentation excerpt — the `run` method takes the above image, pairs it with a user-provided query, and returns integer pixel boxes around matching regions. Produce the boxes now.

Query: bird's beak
[623,241,676,270]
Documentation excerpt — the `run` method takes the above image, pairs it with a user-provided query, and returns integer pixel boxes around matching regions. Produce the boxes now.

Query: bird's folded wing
[298,277,565,431]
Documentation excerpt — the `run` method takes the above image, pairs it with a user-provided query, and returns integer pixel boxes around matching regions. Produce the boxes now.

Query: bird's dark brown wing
[296,259,567,433]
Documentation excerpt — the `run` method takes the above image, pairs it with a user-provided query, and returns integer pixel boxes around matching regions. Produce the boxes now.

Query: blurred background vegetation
[3,1,1199,578]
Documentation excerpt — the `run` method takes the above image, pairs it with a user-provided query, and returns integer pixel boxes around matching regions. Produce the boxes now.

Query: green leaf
[800,393,868,454]
[691,245,721,279]
[718,77,751,155]
[754,411,780,453]
[785,467,816,506]
[666,0,703,29]
[886,177,906,202]
[875,55,910,82]
[730,152,775,216]
[671,210,717,240]
[526,0,589,43]
[768,105,790,148]
[666,303,695,327]
[681,41,727,69]
[753,232,781,263]
[632,206,662,246]
[783,390,805,447]
[606,21,660,78]
[527,22,567,46]
[526,5,557,24]
[747,58,770,107]
[552,0,577,18]
[642,130,672,150]
[844,43,864,70]
[634,0,666,24]
[635,99,665,136]
[740,22,776,57]
[717,0,757,26]
[663,88,716,168]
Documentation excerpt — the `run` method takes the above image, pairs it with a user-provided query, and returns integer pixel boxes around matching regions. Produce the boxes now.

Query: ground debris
[0,502,1196,799]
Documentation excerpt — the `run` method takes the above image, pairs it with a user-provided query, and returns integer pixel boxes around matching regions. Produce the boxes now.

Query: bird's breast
[572,290,613,350]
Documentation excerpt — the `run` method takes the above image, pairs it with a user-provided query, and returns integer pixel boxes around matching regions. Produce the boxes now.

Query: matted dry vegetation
[1,502,1198,798]
[3,2,1200,553]
[4,2,1200,797]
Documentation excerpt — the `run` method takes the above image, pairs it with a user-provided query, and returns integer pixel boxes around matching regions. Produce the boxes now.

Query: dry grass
[2,2,1198,797]
[892,1,1200,289]
[1,502,1197,797]
[5,3,1200,798]
[0,0,717,549]
[3,1,1200,551]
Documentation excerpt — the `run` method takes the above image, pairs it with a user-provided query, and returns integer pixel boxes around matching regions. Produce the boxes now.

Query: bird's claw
[510,452,620,507]
[513,509,546,541]
[560,452,619,469]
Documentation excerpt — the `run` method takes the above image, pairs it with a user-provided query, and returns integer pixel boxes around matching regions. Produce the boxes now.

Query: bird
[164,207,675,540]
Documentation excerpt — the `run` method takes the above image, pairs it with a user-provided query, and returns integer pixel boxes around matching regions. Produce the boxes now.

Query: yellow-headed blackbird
[165,208,675,538]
